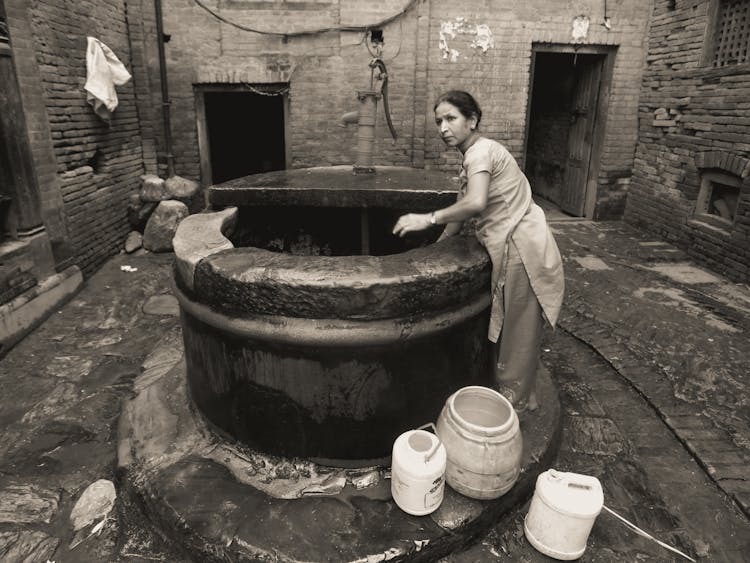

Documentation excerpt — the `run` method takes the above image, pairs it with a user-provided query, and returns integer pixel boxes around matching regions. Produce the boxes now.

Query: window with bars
[710,0,750,67]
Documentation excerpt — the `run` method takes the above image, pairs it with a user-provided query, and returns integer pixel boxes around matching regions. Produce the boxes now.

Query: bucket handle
[415,422,442,463]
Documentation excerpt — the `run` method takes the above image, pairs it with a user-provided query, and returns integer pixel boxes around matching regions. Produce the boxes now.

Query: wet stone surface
[0,220,748,561]
[119,332,561,562]
[444,329,750,563]
[0,530,60,562]
[0,254,181,563]
[552,221,750,520]
[0,485,59,524]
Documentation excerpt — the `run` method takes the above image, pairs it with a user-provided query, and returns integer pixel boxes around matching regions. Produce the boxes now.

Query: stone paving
[554,221,750,518]
[0,221,748,562]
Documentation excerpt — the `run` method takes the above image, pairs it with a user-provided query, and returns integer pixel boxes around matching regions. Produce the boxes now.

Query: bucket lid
[535,469,604,518]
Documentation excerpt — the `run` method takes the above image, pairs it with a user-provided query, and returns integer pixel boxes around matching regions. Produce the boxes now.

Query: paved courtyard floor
[0,220,748,562]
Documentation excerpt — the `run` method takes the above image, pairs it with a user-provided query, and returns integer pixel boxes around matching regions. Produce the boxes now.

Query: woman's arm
[393,171,490,237]
[437,221,462,241]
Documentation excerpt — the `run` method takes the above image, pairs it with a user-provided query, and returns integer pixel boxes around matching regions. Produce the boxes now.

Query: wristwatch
[430,212,437,225]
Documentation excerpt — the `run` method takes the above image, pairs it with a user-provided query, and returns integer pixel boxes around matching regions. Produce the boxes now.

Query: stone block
[140,174,170,202]
[165,175,200,199]
[124,231,143,253]
[143,200,189,253]
[127,200,158,232]
[173,207,238,291]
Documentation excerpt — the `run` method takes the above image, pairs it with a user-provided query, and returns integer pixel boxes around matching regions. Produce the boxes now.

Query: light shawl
[458,137,564,343]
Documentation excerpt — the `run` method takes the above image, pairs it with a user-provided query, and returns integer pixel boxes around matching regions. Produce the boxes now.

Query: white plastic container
[391,428,447,516]
[524,469,604,560]
[436,386,522,499]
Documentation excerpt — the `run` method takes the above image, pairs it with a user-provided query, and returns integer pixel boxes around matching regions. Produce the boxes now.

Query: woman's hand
[393,213,432,237]
[395,172,488,239]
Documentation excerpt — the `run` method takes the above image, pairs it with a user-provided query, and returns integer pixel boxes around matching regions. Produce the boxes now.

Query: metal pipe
[353,91,378,174]
[154,0,175,177]
[339,110,359,127]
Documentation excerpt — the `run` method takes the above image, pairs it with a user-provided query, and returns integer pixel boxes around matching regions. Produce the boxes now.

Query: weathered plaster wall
[154,0,652,218]
[155,0,421,179]
[422,0,652,218]
[625,0,750,282]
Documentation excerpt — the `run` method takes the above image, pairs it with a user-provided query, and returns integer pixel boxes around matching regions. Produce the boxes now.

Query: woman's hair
[434,90,482,128]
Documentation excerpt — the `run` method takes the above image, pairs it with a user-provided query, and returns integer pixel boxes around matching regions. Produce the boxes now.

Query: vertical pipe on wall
[154,0,175,177]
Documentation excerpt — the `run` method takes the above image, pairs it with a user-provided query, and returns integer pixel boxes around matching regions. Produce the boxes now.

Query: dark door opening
[203,88,287,184]
[525,52,605,217]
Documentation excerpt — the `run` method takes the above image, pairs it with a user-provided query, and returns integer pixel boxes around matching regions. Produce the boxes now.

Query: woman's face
[435,101,476,148]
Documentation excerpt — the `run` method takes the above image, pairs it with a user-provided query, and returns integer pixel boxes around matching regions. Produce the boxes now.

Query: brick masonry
[6,0,152,276]
[3,0,653,281]
[150,0,652,216]
[625,0,750,282]
[20,1,749,280]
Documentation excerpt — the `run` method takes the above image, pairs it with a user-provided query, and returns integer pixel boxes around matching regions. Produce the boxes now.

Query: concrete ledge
[209,166,460,210]
[0,265,83,356]
[192,236,491,320]
[172,207,237,292]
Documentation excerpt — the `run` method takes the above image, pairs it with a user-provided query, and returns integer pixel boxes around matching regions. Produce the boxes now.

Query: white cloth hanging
[84,36,131,122]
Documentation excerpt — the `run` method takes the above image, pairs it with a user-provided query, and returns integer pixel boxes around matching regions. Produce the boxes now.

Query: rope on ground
[602,505,696,562]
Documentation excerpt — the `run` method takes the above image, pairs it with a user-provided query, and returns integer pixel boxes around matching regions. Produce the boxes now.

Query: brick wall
[125,0,160,177]
[5,0,656,278]
[152,0,652,218]
[625,0,750,282]
[8,0,149,276]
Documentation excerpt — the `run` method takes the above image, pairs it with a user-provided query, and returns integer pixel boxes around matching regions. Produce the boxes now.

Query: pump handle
[369,58,398,140]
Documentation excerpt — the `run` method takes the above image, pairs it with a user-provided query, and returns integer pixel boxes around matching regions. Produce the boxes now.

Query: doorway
[196,85,288,185]
[524,47,612,218]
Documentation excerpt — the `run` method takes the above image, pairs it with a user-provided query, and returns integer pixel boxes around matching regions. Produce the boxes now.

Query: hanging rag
[84,36,131,122]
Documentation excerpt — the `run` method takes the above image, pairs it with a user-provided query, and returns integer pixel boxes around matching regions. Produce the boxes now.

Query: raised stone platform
[0,265,82,356]
[208,165,461,211]
[117,329,562,562]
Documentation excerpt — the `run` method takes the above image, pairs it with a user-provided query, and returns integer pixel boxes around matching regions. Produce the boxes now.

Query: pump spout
[339,110,359,127]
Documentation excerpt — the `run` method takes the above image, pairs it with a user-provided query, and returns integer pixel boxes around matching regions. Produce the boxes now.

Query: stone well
[173,166,496,466]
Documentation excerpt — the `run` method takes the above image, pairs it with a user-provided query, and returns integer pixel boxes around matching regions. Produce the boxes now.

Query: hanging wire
[192,0,419,40]
[241,83,291,96]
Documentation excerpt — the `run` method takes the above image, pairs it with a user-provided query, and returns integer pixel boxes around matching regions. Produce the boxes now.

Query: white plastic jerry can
[524,469,604,560]
[390,428,447,516]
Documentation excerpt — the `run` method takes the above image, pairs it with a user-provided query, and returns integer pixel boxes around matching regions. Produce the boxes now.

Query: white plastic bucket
[524,469,604,560]
[391,426,447,516]
[435,385,523,499]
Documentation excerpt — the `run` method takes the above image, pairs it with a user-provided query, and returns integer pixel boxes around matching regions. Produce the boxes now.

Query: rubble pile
[125,174,201,254]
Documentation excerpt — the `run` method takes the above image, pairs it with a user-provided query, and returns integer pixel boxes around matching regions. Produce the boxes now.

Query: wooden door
[561,56,602,216]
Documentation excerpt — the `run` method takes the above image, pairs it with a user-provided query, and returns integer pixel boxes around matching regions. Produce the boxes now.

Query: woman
[393,90,564,412]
